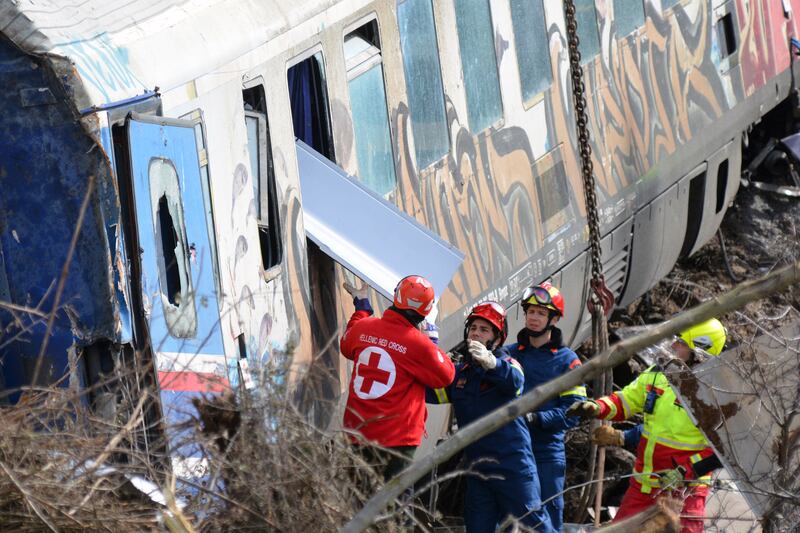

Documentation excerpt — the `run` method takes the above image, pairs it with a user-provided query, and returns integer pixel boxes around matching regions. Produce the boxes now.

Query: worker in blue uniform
[506,282,587,532]
[428,301,554,533]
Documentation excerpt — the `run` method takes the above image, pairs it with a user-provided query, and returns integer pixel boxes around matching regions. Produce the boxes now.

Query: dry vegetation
[0,188,797,532]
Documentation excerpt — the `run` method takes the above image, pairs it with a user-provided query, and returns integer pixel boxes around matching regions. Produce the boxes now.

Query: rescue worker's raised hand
[657,465,687,490]
[467,340,497,370]
[420,320,439,345]
[566,400,601,419]
[343,281,369,300]
[591,425,624,447]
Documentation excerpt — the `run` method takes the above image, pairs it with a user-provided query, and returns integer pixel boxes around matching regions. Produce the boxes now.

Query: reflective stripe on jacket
[596,366,715,493]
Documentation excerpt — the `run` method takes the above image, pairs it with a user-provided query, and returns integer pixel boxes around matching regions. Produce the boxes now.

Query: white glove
[467,340,497,370]
[343,281,368,300]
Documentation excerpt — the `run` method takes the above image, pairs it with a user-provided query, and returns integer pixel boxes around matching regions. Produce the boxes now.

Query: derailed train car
[0,0,798,466]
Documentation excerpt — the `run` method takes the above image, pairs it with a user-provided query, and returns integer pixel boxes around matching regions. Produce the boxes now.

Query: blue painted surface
[0,36,123,401]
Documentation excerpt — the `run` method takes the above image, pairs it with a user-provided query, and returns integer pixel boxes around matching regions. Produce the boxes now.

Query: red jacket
[340,308,455,447]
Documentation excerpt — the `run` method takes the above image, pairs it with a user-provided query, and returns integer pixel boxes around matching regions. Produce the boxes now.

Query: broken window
[243,85,283,272]
[148,157,197,338]
[574,0,600,64]
[510,0,552,102]
[287,52,336,162]
[345,21,397,196]
[454,0,503,133]
[180,109,222,295]
[613,0,644,37]
[397,0,449,170]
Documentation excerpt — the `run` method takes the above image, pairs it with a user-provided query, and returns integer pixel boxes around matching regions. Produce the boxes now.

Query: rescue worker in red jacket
[427,302,555,533]
[340,275,455,478]
[567,318,728,532]
[507,282,586,531]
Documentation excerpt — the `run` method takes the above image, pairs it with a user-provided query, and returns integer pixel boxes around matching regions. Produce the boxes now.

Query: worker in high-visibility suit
[568,318,727,533]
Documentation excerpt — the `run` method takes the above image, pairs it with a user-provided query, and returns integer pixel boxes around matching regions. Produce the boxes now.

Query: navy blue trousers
[536,459,566,532]
[464,473,554,533]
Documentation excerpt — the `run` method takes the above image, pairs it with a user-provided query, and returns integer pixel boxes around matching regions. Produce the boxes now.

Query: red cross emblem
[353,346,396,399]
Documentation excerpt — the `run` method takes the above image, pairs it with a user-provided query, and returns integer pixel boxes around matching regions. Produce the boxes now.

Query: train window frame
[243,82,284,278]
[343,18,399,197]
[573,0,601,65]
[509,0,552,107]
[179,109,222,299]
[613,0,645,38]
[712,1,739,73]
[396,0,450,172]
[533,145,574,241]
[453,0,504,134]
[286,46,337,163]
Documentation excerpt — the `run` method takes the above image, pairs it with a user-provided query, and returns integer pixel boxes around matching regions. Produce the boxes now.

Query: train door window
[510,0,552,103]
[574,0,600,63]
[613,0,644,37]
[149,157,197,338]
[345,21,397,196]
[453,0,503,133]
[287,52,336,162]
[397,0,449,170]
[243,84,283,272]
[180,109,222,295]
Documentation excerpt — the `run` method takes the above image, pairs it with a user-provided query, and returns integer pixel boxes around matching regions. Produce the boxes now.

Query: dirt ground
[563,185,800,527]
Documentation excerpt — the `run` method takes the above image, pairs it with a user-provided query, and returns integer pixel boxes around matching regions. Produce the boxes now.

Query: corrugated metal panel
[667,323,800,518]
[296,140,464,301]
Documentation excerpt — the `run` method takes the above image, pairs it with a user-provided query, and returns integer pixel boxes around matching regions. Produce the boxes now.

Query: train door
[287,53,341,425]
[120,113,231,471]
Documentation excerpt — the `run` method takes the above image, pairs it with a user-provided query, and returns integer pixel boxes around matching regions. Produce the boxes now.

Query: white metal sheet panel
[296,140,464,301]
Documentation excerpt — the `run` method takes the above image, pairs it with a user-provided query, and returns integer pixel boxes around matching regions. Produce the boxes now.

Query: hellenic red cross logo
[353,346,396,399]
[359,352,391,393]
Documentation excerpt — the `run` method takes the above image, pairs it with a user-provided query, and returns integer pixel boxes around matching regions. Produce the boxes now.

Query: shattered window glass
[454,0,503,133]
[148,157,197,339]
[345,27,397,196]
[397,0,449,170]
[510,0,552,102]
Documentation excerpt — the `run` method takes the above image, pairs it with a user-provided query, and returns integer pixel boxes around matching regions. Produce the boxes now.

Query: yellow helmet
[678,318,727,356]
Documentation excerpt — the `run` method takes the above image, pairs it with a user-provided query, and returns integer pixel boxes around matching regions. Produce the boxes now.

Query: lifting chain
[562,0,613,526]
[563,0,614,318]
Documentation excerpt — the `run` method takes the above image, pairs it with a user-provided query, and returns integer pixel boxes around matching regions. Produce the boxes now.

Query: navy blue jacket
[506,327,587,461]
[427,348,536,476]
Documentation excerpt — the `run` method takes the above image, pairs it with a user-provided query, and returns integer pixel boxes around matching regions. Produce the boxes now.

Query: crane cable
[562,1,615,526]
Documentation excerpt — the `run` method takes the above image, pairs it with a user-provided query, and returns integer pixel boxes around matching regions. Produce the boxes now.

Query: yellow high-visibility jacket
[596,366,714,494]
